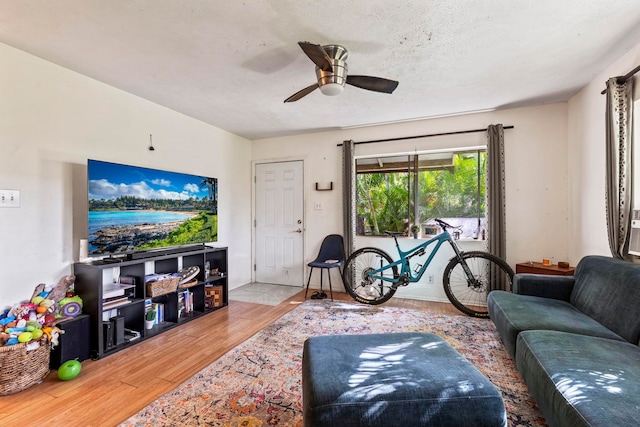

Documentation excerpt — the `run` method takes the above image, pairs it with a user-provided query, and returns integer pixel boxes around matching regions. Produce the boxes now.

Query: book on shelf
[103,295,129,304]
[103,285,125,299]
[177,289,194,317]
[103,283,136,301]
[185,289,192,313]
[152,302,164,325]
[177,290,186,318]
[145,299,163,325]
[102,297,131,309]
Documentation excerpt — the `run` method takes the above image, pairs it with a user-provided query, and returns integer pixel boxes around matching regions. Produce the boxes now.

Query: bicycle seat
[384,231,406,237]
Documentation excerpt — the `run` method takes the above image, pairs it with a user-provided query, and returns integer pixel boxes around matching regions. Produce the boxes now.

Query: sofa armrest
[512,273,575,301]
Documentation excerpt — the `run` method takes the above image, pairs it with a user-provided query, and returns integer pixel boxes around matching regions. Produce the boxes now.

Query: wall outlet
[427,274,434,284]
[0,189,20,208]
[314,201,322,210]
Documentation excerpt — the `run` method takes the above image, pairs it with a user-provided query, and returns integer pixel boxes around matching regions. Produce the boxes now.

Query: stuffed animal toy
[59,294,83,317]
[8,303,32,320]
[42,326,63,347]
[1,276,76,347]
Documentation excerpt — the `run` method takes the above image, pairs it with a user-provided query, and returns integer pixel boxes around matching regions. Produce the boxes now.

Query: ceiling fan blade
[298,41,332,72]
[346,75,399,94]
[284,83,319,103]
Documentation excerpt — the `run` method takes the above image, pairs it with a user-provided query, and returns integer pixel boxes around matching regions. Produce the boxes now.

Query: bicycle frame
[369,229,466,285]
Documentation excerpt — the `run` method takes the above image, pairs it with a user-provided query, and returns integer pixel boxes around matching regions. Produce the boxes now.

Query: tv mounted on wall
[87,159,218,258]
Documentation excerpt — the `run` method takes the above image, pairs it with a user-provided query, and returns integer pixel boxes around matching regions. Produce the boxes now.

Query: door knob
[295,229,302,233]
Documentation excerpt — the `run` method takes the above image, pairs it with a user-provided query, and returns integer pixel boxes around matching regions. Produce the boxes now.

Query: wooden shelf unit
[73,246,228,359]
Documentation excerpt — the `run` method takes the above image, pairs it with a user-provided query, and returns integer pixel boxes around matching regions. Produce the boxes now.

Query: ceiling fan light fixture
[319,82,344,96]
[284,41,398,102]
[316,58,347,97]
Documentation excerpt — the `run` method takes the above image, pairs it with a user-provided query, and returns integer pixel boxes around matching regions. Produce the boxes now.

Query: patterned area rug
[121,300,546,427]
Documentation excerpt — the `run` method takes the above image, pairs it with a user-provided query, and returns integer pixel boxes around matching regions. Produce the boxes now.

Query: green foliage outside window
[356,151,486,236]
[357,172,409,235]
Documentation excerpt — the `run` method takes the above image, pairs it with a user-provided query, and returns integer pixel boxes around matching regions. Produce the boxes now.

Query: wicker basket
[146,276,179,297]
[0,338,50,395]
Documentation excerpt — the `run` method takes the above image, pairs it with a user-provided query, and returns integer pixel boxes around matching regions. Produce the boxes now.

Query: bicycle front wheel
[443,251,514,318]
[342,247,399,305]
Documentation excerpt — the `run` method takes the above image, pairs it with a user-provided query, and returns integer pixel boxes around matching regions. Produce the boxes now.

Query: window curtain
[605,77,634,260]
[486,124,508,291]
[342,139,356,257]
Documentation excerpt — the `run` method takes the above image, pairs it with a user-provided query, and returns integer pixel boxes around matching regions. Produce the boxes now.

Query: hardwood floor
[1,290,459,426]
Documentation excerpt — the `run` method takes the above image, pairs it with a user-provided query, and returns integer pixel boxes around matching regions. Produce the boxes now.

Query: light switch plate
[0,190,20,208]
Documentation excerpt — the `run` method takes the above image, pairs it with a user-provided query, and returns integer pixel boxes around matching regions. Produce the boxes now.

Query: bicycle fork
[448,240,479,287]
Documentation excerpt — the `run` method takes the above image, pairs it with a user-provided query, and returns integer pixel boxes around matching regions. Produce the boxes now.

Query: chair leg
[328,268,334,301]
[305,267,314,299]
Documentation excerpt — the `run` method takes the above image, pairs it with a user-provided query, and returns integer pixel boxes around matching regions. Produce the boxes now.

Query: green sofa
[488,255,640,426]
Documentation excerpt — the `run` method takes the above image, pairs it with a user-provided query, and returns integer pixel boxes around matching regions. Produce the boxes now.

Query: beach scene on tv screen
[88,160,218,255]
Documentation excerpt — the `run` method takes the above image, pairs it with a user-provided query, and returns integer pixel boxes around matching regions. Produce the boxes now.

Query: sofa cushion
[488,290,624,358]
[513,273,575,300]
[571,255,640,344]
[516,330,640,427]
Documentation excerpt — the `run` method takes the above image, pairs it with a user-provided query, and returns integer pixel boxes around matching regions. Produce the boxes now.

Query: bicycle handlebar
[433,218,454,230]
[384,219,455,236]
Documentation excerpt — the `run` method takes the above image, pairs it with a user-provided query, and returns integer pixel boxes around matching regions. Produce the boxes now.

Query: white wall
[568,40,640,261]
[253,102,570,297]
[0,43,252,308]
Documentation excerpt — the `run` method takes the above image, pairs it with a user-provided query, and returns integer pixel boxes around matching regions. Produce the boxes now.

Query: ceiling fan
[284,41,399,103]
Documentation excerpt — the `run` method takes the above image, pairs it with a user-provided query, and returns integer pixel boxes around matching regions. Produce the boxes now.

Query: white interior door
[255,161,304,286]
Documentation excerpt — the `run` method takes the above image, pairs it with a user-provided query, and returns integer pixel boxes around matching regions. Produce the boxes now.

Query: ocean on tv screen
[87,159,218,256]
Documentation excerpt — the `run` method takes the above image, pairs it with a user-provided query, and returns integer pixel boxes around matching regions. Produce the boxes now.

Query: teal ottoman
[302,332,506,427]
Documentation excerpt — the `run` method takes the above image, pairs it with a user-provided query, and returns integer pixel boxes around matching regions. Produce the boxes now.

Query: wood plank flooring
[1,290,459,426]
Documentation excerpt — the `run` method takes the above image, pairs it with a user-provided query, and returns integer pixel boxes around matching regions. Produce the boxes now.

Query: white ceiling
[2,1,640,140]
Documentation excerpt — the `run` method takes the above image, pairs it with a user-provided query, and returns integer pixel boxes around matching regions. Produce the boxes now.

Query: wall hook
[149,134,155,151]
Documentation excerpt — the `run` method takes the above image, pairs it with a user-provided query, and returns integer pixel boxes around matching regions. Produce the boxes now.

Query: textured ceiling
[2,1,640,140]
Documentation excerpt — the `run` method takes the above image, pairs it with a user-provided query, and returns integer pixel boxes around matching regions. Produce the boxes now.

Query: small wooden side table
[515,262,575,276]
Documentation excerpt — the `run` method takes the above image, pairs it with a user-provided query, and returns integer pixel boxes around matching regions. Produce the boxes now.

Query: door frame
[252,157,306,284]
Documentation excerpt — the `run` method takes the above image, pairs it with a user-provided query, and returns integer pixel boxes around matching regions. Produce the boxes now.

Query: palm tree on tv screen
[199,177,218,214]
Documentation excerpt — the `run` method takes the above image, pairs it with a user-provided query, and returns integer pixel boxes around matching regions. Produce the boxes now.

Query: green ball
[18,332,33,343]
[58,359,82,381]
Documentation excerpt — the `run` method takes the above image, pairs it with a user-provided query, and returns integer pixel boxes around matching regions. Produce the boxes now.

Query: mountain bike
[342,218,514,317]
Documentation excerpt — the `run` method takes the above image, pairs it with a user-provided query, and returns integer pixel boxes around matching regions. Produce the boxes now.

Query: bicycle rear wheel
[443,251,514,318]
[342,247,398,305]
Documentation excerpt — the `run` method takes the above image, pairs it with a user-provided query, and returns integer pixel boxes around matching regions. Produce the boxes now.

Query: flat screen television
[87,159,218,257]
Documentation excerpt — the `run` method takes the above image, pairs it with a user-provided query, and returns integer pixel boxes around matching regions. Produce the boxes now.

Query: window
[355,149,486,239]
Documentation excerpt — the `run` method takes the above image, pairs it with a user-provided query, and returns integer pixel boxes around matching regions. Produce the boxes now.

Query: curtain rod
[600,62,640,94]
[336,125,514,146]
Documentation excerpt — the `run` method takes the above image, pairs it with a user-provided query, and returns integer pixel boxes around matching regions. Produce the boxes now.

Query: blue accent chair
[305,234,345,300]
